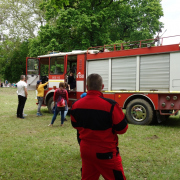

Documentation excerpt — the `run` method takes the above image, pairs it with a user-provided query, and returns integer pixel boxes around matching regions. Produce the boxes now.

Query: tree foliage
[40,0,70,20]
[0,0,45,81]
[0,0,45,39]
[0,39,29,82]
[28,0,163,56]
[0,0,164,80]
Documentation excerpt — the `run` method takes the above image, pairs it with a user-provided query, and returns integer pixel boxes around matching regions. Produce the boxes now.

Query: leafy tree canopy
[0,39,29,82]
[0,0,44,80]
[0,0,45,40]
[29,0,163,56]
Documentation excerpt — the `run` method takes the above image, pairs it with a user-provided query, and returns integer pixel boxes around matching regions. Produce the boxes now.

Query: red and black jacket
[71,90,128,151]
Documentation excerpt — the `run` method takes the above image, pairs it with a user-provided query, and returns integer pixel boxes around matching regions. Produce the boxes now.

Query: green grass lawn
[0,88,180,180]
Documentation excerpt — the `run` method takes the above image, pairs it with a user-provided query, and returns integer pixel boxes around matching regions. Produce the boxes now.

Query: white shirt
[17,80,27,97]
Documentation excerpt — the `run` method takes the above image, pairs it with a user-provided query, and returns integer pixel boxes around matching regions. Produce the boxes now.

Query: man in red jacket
[71,73,128,180]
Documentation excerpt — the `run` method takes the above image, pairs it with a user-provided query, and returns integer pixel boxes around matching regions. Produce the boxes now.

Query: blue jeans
[60,109,68,119]
[51,104,65,125]
[37,96,43,113]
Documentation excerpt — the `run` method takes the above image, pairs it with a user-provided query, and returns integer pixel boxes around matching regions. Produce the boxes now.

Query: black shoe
[64,118,67,121]
[20,117,25,119]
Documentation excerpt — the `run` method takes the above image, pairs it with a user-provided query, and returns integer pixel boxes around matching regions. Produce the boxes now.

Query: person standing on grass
[59,82,69,121]
[71,73,128,180]
[48,82,68,127]
[36,80,49,116]
[16,75,28,119]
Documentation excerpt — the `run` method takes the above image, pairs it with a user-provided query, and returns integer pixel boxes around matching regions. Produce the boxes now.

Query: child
[36,80,49,116]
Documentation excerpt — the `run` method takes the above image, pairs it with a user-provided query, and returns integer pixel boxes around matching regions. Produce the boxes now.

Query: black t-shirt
[68,76,76,89]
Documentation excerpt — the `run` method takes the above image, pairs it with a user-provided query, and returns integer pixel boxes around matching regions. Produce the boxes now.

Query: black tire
[47,96,54,114]
[126,99,153,125]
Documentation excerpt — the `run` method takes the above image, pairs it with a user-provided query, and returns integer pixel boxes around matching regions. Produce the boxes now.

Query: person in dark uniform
[68,72,76,90]
[71,73,128,180]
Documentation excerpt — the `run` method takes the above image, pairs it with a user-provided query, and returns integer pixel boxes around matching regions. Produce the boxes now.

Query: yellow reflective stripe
[49,80,64,82]
[104,90,180,94]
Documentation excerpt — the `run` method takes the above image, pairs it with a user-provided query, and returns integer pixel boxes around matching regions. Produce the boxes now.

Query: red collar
[87,90,103,97]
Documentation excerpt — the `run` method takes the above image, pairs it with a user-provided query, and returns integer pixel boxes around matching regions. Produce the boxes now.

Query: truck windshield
[27,58,39,75]
[50,57,64,74]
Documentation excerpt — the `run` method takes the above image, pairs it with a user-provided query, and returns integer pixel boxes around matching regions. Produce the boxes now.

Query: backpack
[57,97,65,107]
[56,89,66,111]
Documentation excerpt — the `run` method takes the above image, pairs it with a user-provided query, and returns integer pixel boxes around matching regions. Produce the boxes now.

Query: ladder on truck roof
[87,35,180,52]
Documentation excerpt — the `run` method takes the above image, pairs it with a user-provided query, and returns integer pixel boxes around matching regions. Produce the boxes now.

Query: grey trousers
[37,96,44,113]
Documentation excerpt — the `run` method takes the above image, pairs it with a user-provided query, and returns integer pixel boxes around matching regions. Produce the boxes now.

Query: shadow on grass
[26,108,51,115]
[155,116,180,128]
[151,115,180,128]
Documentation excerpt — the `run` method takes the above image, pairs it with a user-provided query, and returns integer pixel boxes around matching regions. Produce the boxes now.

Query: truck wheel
[48,97,54,114]
[126,99,153,125]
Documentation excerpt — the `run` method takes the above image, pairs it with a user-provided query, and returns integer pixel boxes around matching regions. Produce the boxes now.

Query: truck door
[26,57,40,90]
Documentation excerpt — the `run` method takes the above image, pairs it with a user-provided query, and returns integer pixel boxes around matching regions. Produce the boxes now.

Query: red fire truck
[26,36,180,125]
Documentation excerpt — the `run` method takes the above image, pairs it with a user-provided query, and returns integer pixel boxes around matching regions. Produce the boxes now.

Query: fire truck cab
[26,36,180,125]
[26,50,89,113]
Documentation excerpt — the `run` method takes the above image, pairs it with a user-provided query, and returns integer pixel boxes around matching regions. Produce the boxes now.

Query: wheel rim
[131,105,147,122]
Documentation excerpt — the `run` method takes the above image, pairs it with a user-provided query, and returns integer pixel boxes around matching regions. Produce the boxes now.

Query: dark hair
[87,74,102,91]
